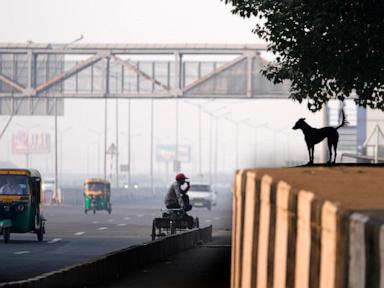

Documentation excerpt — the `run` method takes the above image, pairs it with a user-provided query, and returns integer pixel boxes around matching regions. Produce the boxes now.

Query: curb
[0,226,212,288]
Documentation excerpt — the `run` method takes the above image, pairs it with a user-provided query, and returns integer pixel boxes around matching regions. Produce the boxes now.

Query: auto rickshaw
[0,169,46,243]
[84,179,111,214]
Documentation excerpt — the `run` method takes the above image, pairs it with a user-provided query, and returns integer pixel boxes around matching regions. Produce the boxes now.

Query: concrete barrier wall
[231,169,384,288]
[0,226,212,288]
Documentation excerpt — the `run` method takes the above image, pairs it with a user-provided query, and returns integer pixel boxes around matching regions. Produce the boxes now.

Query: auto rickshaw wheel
[37,227,44,242]
[108,208,112,214]
[93,208,96,214]
[3,228,10,243]
[84,209,88,214]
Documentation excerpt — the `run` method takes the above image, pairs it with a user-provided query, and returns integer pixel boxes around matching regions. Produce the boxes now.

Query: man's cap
[175,173,188,181]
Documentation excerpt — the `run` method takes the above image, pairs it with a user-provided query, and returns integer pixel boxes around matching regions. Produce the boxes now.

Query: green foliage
[224,0,384,111]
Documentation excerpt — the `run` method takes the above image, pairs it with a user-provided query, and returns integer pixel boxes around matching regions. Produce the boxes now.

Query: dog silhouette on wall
[292,110,348,165]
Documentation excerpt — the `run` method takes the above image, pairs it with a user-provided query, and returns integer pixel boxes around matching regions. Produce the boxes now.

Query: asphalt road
[0,192,232,283]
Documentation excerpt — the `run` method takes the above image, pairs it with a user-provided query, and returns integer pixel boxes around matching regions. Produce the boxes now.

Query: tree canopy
[224,0,384,112]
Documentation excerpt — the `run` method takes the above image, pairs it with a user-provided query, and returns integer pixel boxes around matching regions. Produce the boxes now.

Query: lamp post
[86,141,98,177]
[224,117,241,169]
[60,126,72,185]
[120,132,141,189]
[266,126,289,167]
[241,120,268,167]
[182,99,215,178]
[203,107,228,185]
[88,128,103,177]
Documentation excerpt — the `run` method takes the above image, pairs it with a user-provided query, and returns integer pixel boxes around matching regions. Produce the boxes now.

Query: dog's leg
[333,134,339,164]
[327,140,332,164]
[333,142,338,164]
[311,145,315,164]
[307,144,314,164]
[306,144,312,165]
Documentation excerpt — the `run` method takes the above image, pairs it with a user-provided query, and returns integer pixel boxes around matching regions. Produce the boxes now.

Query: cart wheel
[194,217,200,228]
[170,221,176,235]
[151,219,156,241]
[3,228,10,243]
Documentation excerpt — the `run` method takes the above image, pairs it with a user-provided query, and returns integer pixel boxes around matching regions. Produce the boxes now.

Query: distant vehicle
[0,169,45,243]
[84,178,112,214]
[122,182,140,190]
[42,177,62,205]
[188,184,217,210]
[42,178,55,204]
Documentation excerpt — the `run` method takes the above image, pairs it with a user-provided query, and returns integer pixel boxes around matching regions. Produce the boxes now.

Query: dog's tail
[336,109,349,129]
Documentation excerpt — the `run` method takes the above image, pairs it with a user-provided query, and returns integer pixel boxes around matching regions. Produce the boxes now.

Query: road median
[0,226,212,288]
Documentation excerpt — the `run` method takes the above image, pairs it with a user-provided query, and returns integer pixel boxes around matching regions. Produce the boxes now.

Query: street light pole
[54,99,58,203]
[150,99,154,195]
[127,99,131,189]
[60,126,72,184]
[115,98,119,188]
[104,98,108,181]
[198,105,202,177]
[175,99,179,172]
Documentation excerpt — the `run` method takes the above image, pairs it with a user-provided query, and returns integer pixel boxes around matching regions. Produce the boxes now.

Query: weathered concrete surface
[232,165,384,288]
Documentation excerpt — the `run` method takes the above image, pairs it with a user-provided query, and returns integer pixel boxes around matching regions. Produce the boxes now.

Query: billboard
[12,130,51,154]
[156,145,191,163]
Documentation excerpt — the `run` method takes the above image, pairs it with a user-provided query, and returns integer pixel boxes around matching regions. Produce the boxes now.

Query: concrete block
[256,174,273,288]
[286,188,298,288]
[319,201,339,288]
[309,196,323,288]
[295,190,314,288]
[241,171,259,288]
[348,213,369,288]
[231,170,247,288]
[273,181,291,288]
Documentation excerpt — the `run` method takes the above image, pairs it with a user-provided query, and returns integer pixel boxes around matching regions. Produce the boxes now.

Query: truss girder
[0,43,290,99]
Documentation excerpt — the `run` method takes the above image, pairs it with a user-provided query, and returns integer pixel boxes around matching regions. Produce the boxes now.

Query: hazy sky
[1,0,261,44]
[0,0,326,182]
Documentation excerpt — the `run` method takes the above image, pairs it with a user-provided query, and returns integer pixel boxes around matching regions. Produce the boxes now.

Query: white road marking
[137,214,143,218]
[205,219,212,223]
[124,217,130,220]
[117,223,127,227]
[214,217,221,220]
[92,221,99,224]
[97,227,107,231]
[74,232,85,236]
[48,238,62,244]
[108,219,115,222]
[14,251,30,255]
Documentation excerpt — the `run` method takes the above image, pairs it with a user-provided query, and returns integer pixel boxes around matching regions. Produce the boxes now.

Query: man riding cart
[151,173,199,240]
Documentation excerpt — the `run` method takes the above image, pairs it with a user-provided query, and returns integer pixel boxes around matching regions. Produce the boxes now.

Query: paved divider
[0,226,212,288]
[231,167,384,288]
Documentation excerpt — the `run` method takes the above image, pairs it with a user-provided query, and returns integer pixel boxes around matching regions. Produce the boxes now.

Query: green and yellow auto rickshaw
[0,169,46,243]
[84,178,112,214]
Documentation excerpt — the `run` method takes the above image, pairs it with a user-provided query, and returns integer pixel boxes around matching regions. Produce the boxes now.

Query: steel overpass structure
[0,43,292,115]
[0,43,361,184]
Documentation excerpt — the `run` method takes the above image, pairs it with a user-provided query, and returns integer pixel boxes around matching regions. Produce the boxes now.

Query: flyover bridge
[0,43,360,160]
[0,43,290,115]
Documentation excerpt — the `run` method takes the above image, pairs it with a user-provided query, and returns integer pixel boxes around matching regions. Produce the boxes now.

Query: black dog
[292,110,348,165]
